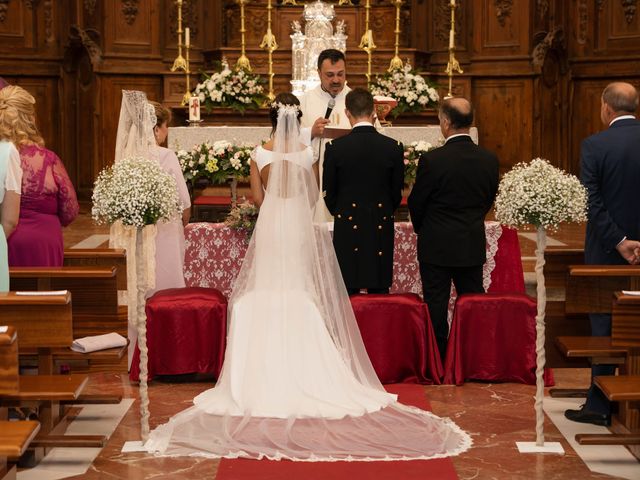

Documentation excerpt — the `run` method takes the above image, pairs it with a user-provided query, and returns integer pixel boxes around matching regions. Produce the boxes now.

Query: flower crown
[271,102,300,115]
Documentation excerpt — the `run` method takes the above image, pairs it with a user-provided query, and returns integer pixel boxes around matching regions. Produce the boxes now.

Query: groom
[323,88,404,294]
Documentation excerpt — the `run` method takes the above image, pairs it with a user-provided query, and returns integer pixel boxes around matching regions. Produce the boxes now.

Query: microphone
[324,98,336,120]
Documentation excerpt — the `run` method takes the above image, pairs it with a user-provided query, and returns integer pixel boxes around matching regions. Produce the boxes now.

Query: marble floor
[40,208,637,479]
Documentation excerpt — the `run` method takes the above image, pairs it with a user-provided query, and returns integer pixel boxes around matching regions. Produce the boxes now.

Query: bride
[145,93,471,461]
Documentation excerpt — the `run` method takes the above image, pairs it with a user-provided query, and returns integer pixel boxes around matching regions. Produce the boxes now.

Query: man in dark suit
[565,82,640,427]
[408,97,499,360]
[323,88,404,294]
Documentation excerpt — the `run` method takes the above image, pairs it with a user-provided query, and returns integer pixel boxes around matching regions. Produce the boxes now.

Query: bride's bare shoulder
[262,140,274,151]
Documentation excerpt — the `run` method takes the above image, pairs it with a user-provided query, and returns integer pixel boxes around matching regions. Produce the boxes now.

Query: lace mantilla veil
[110,90,159,370]
[114,90,158,164]
[144,105,471,461]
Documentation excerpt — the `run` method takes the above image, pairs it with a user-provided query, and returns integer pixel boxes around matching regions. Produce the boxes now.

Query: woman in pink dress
[1,86,79,267]
[146,101,191,297]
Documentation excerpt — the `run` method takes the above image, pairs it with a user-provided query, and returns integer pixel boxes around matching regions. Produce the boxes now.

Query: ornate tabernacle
[290,0,348,96]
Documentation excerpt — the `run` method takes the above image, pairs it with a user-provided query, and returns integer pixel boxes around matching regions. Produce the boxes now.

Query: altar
[168,125,479,151]
[183,221,523,298]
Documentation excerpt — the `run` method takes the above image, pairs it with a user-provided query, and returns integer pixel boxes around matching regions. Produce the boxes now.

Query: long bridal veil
[145,104,471,461]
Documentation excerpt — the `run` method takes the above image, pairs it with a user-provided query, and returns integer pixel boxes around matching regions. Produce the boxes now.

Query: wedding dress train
[145,107,471,461]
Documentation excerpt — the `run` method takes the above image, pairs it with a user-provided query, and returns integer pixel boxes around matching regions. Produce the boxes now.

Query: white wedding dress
[145,107,471,461]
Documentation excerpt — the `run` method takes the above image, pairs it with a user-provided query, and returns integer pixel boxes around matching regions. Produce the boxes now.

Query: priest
[300,49,351,221]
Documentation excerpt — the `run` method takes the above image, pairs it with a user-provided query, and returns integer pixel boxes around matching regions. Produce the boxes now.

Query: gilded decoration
[122,0,139,25]
[622,0,637,23]
[495,0,513,27]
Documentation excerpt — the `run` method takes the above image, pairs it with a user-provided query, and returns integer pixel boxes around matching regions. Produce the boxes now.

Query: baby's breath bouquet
[225,198,259,239]
[495,158,587,231]
[403,140,437,184]
[193,58,267,113]
[494,157,587,447]
[370,64,439,117]
[92,156,182,227]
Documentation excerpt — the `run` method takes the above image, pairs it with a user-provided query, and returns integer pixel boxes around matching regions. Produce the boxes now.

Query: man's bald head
[602,82,639,115]
[439,97,474,133]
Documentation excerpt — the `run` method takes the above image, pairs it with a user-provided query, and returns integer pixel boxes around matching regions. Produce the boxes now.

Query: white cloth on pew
[71,332,127,353]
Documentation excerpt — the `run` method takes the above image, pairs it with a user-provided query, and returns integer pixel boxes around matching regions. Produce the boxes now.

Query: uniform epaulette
[322,190,327,198]
[327,139,333,145]
[397,140,401,146]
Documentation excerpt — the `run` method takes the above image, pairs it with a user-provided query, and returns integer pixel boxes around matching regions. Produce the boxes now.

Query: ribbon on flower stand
[110,220,156,441]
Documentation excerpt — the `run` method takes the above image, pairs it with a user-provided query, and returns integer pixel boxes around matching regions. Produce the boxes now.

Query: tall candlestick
[236,0,252,71]
[185,27,190,47]
[359,0,376,86]
[388,0,404,72]
[444,0,463,98]
[260,0,278,101]
[170,0,187,72]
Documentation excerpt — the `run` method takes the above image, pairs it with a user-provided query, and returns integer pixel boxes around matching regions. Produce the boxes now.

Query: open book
[322,127,351,140]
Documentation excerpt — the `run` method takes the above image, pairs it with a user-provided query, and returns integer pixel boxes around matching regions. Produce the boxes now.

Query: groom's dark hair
[345,88,373,118]
[269,92,302,136]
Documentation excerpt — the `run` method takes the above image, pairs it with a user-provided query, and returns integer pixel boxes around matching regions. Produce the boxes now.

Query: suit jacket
[581,117,640,265]
[323,125,404,289]
[408,135,499,267]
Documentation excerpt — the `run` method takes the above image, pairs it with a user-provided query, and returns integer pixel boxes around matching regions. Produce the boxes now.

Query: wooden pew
[0,420,40,480]
[0,292,73,375]
[63,248,127,292]
[9,266,128,372]
[550,265,640,397]
[542,248,592,368]
[0,324,106,470]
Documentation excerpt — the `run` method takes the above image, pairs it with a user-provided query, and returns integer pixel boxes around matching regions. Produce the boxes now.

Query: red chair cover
[443,293,554,386]
[350,293,443,385]
[488,227,526,294]
[130,287,227,382]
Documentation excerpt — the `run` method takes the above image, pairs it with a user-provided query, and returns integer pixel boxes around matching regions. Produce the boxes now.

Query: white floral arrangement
[193,58,267,113]
[177,140,254,184]
[495,158,588,231]
[369,63,439,117]
[404,140,437,184]
[92,156,182,227]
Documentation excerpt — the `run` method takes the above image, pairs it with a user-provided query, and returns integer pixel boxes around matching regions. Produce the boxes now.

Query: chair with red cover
[130,287,227,382]
[350,293,443,384]
[443,292,554,386]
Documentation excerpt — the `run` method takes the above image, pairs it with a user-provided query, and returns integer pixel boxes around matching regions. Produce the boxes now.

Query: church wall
[0,0,638,199]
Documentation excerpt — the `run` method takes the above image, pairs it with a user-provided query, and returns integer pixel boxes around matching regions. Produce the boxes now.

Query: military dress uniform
[323,124,404,292]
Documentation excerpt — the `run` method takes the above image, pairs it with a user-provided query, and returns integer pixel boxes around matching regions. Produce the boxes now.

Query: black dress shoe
[564,406,611,426]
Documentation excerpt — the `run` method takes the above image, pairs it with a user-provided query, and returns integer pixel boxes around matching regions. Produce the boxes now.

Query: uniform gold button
[378,251,383,256]
[348,216,353,220]
[352,203,357,207]
[353,225,358,230]
[383,216,387,220]
[378,203,383,208]
[354,247,358,252]
[378,225,382,230]
[337,214,342,219]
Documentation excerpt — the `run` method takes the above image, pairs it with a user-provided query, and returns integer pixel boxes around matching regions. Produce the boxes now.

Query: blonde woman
[147,101,191,297]
[0,86,78,266]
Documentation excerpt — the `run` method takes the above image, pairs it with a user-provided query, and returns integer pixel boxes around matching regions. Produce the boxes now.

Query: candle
[450,0,456,6]
[449,29,455,49]
[189,96,200,122]
[185,27,190,48]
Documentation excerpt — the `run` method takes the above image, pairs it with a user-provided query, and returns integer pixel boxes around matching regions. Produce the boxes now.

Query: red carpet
[216,384,459,480]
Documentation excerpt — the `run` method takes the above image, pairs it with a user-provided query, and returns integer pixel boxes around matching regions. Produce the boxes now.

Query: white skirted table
[168,126,479,150]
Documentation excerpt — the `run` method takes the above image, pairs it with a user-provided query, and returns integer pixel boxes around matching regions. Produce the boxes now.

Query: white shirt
[445,133,472,143]
[352,121,374,129]
[609,115,636,126]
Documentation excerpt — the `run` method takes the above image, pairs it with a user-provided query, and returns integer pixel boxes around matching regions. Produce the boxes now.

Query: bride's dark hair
[269,92,302,136]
